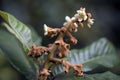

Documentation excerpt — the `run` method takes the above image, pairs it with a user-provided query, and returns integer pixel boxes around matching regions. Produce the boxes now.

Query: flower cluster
[43,8,94,38]
[75,8,87,22]
[64,7,94,29]
[28,7,94,80]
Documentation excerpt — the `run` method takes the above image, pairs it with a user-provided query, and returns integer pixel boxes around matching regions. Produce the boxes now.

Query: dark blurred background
[0,0,120,80]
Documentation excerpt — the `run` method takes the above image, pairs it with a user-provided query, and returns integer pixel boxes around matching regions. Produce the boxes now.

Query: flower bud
[55,39,70,58]
[44,24,60,37]
[28,45,49,58]
[87,18,94,28]
[69,23,78,32]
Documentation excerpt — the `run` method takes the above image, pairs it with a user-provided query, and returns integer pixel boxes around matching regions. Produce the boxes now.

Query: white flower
[44,24,48,35]
[87,19,94,28]
[75,8,87,22]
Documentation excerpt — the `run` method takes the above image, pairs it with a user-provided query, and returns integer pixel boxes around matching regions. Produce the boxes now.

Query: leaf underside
[0,11,41,80]
[54,71,120,80]
[0,30,36,80]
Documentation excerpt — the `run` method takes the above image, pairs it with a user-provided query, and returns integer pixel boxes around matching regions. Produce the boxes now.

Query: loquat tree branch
[28,7,94,80]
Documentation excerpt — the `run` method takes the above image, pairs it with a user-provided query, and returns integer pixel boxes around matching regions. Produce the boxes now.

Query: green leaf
[54,71,120,80]
[0,10,33,51]
[30,27,42,46]
[53,38,120,75]
[0,29,36,80]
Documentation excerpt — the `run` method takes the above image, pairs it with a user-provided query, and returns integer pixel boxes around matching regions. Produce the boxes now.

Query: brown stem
[41,20,77,80]
[49,58,62,63]
[66,31,73,38]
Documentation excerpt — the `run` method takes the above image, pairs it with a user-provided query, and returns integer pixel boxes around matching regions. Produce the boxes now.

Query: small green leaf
[0,29,36,80]
[0,10,33,51]
[54,71,120,80]
[53,38,120,75]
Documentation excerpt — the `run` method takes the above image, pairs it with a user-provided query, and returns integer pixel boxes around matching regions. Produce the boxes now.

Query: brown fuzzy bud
[66,31,78,45]
[55,39,70,58]
[28,45,49,58]
[67,36,78,45]
[60,27,67,33]
[62,60,72,73]
[69,23,78,32]
[87,13,92,18]
[62,60,83,76]
[73,64,83,76]
[78,22,84,28]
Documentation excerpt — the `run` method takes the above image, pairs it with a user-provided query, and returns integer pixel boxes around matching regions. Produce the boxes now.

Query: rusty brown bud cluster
[62,60,83,76]
[55,39,70,58]
[28,45,49,58]
[27,7,94,80]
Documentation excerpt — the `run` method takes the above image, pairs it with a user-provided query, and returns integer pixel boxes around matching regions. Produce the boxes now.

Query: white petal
[63,22,67,26]
[90,19,94,24]
[44,24,48,32]
[65,16,71,22]
[44,32,48,35]
[77,10,81,13]
[71,17,76,21]
[75,10,87,22]
[44,24,48,35]
[74,23,78,27]
[74,14,79,18]
[87,19,94,28]
[78,18,83,22]
[87,24,91,28]
[84,15,88,21]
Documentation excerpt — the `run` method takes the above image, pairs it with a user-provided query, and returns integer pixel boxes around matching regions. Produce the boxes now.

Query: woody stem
[41,20,76,80]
